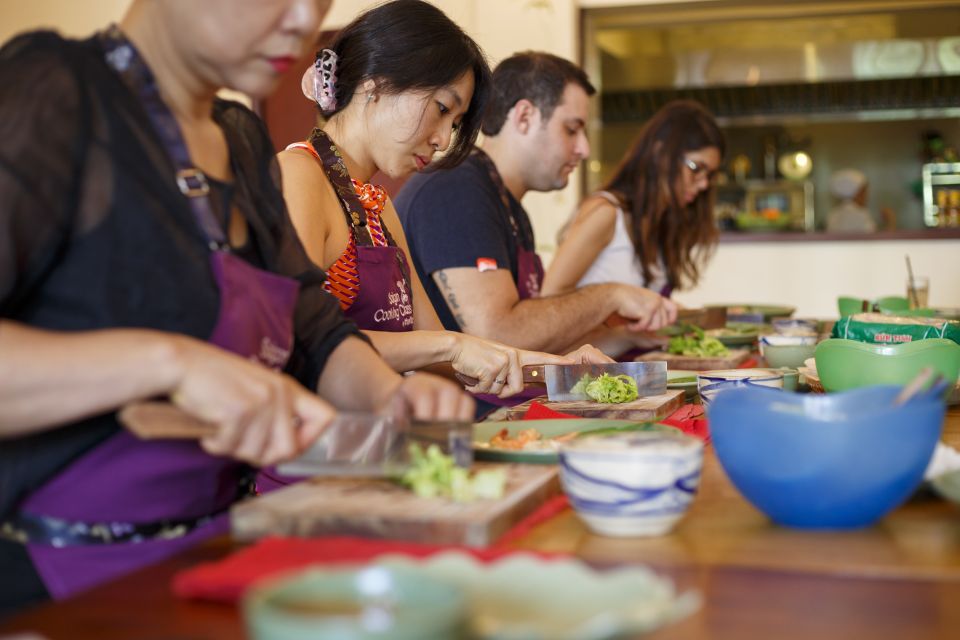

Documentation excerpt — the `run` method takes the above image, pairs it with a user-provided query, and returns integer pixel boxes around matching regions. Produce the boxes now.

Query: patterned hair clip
[315,48,339,113]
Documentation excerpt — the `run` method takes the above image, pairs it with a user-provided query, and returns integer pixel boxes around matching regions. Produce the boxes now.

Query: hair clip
[315,48,339,112]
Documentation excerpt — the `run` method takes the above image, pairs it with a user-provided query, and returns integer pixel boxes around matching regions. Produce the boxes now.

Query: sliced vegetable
[571,373,639,404]
[667,324,730,357]
[400,443,506,503]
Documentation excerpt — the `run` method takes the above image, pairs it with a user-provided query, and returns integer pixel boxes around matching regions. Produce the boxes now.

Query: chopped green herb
[667,325,730,357]
[399,443,505,503]
[571,373,639,403]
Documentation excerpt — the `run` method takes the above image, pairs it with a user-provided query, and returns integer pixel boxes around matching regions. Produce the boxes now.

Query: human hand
[562,343,615,364]
[166,336,336,466]
[613,286,678,331]
[385,372,475,422]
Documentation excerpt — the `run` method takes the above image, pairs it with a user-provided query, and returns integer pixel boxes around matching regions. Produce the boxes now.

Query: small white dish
[559,432,704,538]
[697,368,784,407]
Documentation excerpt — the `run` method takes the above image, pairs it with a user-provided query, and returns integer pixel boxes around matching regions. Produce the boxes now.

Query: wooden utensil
[119,402,218,440]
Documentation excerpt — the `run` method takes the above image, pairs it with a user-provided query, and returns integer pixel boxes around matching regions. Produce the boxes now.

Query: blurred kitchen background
[4,0,959,317]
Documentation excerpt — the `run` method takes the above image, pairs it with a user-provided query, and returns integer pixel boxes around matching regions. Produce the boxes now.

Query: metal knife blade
[118,402,472,477]
[522,361,668,402]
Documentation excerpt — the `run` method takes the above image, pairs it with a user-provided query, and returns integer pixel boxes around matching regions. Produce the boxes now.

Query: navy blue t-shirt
[394,153,536,331]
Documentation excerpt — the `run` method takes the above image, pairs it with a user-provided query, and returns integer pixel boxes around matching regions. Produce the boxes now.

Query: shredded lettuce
[667,324,729,357]
[572,373,639,403]
[400,443,506,502]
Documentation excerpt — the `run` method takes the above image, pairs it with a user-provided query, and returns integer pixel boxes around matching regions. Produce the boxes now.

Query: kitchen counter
[720,228,960,243]
[5,406,960,639]
[677,232,960,317]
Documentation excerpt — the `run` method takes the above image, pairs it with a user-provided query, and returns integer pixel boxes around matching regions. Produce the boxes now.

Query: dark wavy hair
[602,100,725,290]
[481,51,595,136]
[318,0,490,170]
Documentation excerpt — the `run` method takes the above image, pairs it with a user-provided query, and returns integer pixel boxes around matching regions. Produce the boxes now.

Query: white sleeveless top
[576,192,669,293]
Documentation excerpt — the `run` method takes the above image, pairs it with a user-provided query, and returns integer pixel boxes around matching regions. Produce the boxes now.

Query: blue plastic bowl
[708,385,944,529]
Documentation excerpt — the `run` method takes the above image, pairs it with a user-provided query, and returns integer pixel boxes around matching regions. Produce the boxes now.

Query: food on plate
[668,325,730,357]
[569,373,640,403]
[400,444,506,502]
[481,427,579,452]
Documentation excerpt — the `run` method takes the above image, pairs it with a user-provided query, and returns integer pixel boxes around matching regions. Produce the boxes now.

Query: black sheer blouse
[0,31,361,514]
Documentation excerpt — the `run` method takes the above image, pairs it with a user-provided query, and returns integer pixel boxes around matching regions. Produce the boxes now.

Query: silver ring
[495,378,505,384]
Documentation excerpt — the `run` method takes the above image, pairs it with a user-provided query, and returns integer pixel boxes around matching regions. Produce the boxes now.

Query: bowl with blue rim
[559,431,704,537]
[697,368,784,407]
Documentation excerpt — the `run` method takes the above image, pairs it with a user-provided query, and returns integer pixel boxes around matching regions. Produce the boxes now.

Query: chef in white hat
[826,168,877,232]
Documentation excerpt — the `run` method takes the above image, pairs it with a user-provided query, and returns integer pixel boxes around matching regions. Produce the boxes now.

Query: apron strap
[99,25,228,251]
[308,128,377,248]
[471,147,526,244]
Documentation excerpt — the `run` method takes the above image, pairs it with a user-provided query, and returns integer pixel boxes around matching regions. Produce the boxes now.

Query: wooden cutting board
[635,348,752,371]
[231,463,559,548]
[502,389,684,421]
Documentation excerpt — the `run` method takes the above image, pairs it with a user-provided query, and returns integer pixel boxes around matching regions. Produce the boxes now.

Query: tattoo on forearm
[435,271,468,330]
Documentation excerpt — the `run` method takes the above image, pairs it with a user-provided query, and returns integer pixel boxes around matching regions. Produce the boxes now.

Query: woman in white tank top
[542,100,724,300]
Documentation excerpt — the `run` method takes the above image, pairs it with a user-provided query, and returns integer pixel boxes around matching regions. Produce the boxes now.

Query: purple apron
[471,149,546,409]
[257,132,415,492]
[19,28,300,599]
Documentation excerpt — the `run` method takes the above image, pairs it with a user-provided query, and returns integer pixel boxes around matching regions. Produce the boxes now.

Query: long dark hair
[603,100,725,290]
[319,0,490,170]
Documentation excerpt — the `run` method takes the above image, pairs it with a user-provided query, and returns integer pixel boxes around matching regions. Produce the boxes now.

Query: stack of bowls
[559,432,704,537]
[708,385,945,529]
[244,565,466,640]
[697,368,783,407]
[814,338,960,392]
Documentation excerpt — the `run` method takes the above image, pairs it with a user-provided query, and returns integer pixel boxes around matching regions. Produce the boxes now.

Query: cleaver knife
[118,402,472,477]
[521,361,667,402]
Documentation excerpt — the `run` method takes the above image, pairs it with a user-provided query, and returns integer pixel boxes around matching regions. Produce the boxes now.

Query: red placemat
[522,400,709,442]
[173,526,566,604]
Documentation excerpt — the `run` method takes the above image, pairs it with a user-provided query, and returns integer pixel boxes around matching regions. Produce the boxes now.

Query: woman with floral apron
[0,0,472,615]
[277,2,578,406]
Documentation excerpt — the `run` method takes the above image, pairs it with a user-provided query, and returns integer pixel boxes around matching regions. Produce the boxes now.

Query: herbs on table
[667,325,730,358]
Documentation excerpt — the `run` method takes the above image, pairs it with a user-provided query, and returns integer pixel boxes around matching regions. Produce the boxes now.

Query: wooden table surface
[3,407,960,639]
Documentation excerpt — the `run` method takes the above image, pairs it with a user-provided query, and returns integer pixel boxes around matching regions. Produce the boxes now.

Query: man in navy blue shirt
[395,52,676,356]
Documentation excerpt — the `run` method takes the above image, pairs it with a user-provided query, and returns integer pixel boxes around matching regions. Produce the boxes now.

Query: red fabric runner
[172,534,565,604]
[521,401,710,442]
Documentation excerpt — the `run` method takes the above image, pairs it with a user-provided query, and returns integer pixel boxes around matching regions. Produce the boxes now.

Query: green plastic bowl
[838,295,909,317]
[814,338,960,392]
[244,566,466,640]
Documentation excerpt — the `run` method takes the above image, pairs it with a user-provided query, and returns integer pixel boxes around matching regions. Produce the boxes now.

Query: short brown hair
[481,51,595,136]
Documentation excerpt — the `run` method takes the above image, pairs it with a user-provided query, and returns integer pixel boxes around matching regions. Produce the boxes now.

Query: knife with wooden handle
[119,401,218,440]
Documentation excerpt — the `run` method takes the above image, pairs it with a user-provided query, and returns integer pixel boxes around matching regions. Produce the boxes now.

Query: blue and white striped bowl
[697,368,784,408]
[559,433,704,537]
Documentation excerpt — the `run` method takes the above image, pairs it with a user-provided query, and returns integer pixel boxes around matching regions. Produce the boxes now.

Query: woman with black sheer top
[0,0,473,615]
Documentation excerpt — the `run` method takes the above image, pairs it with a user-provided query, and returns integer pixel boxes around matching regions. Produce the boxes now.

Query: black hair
[481,51,595,136]
[319,0,490,169]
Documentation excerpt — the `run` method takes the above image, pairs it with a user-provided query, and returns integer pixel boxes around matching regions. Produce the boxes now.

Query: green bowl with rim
[814,338,960,392]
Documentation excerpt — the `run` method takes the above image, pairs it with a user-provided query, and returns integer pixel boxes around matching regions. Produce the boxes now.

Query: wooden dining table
[3,406,960,639]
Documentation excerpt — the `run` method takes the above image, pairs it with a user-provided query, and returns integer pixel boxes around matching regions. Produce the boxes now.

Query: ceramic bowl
[759,335,818,369]
[814,338,960,392]
[667,369,700,401]
[708,385,945,529]
[244,565,466,640]
[697,368,784,407]
[559,432,704,537]
[771,318,819,337]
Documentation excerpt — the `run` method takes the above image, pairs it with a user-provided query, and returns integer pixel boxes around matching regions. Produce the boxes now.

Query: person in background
[0,0,472,615]
[826,168,894,233]
[827,168,874,232]
[278,1,597,403]
[542,100,725,299]
[395,52,676,364]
